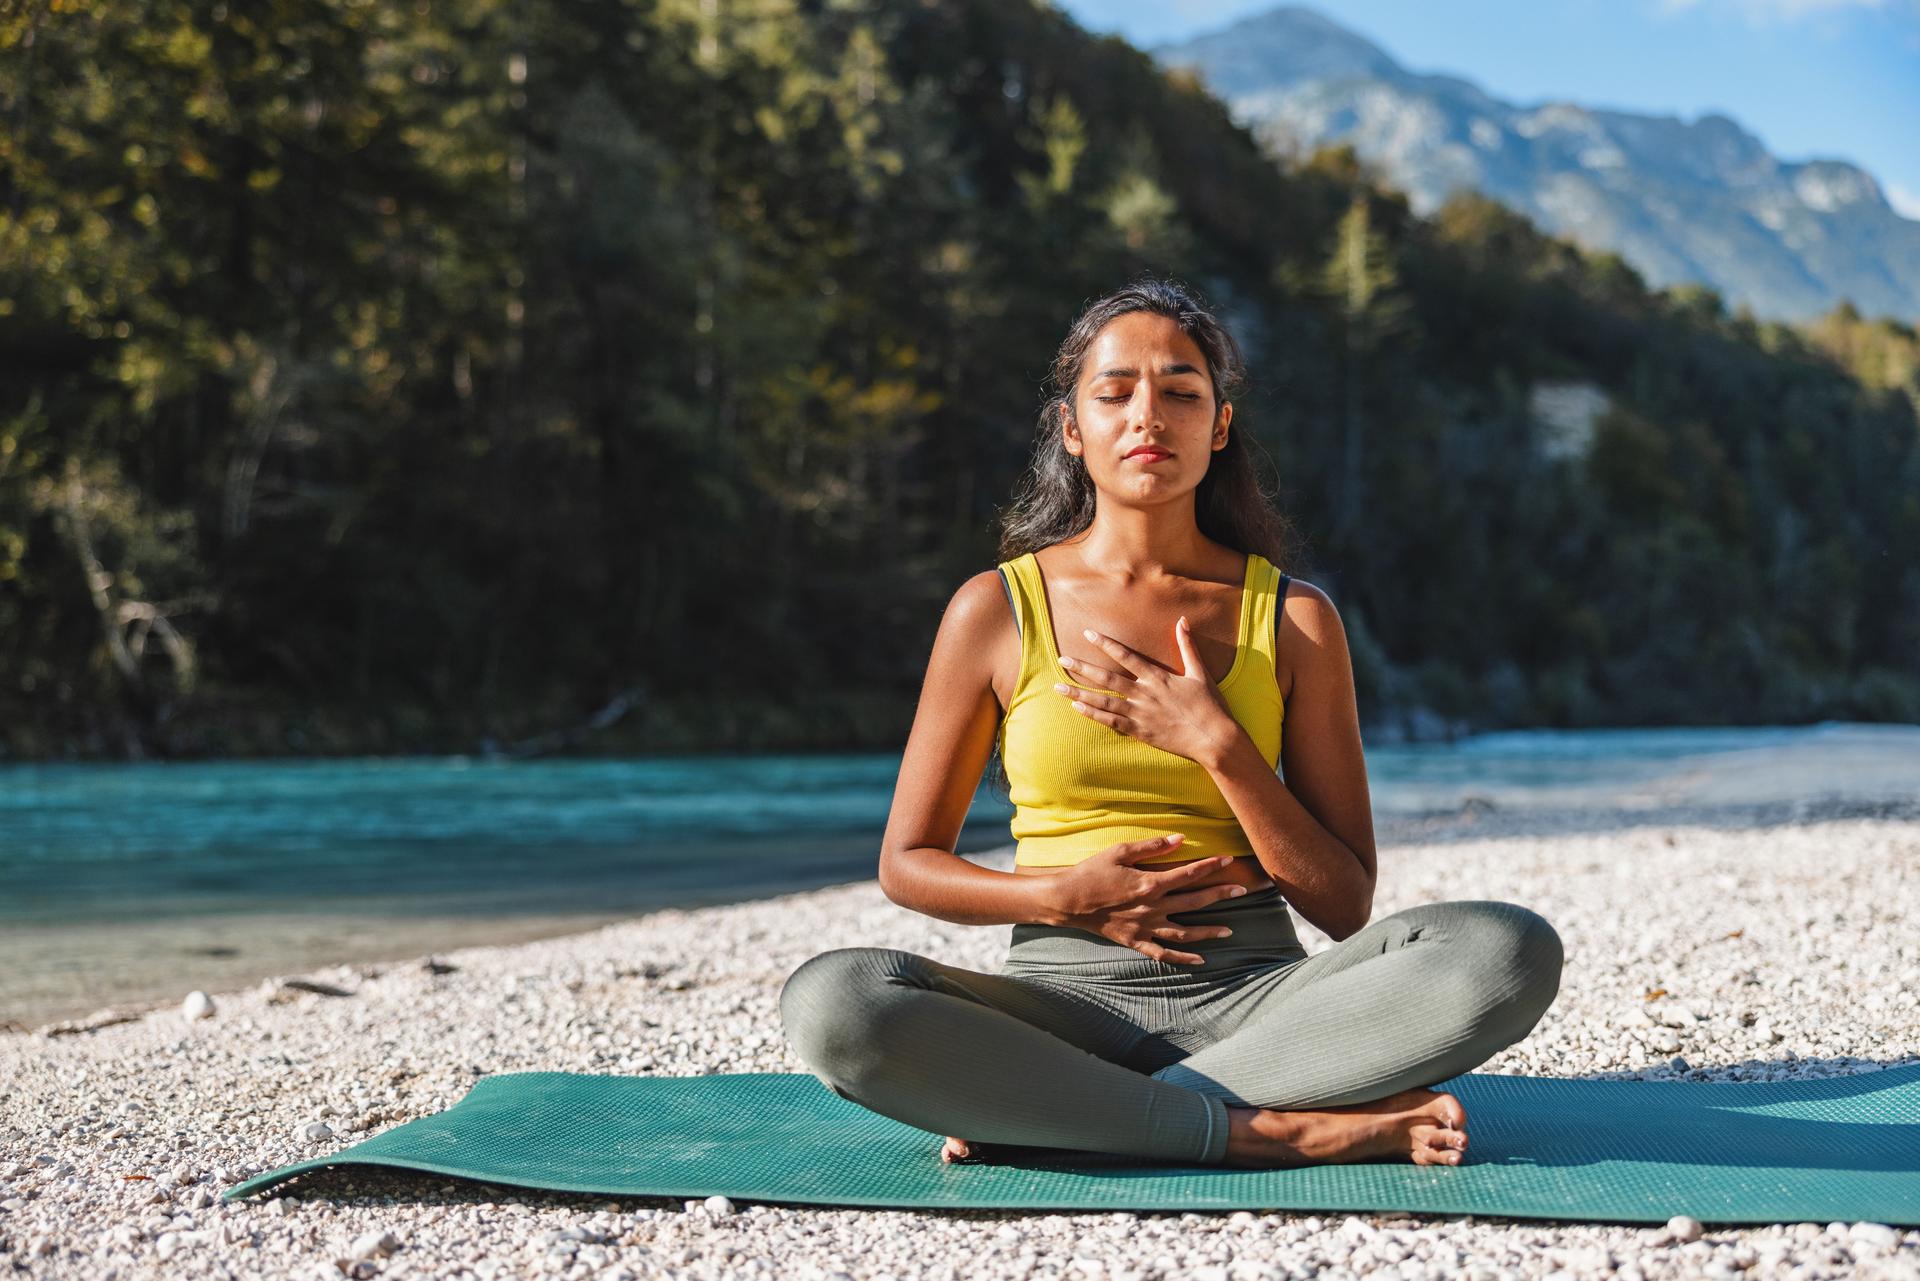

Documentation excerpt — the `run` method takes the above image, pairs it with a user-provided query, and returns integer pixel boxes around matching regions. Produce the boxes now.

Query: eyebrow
[1089,362,1206,382]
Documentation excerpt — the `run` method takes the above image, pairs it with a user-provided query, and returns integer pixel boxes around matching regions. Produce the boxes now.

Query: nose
[1127,384,1166,431]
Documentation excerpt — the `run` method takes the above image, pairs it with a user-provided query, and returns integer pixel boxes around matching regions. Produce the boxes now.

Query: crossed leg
[1149,898,1565,1108]
[1141,898,1564,1167]
[779,944,1233,1163]
[777,899,1563,1167]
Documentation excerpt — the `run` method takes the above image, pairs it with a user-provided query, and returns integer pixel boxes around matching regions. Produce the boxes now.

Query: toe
[1413,1125,1466,1162]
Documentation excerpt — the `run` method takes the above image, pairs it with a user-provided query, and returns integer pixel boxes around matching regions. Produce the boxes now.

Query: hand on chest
[997,549,1286,769]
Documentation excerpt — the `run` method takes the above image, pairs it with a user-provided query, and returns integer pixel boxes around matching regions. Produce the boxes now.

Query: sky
[1054,0,1920,220]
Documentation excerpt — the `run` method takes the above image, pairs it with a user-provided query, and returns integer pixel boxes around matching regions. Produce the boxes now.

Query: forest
[3,0,1917,760]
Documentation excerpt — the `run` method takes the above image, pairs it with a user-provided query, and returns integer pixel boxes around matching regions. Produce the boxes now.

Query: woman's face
[1061,310,1231,501]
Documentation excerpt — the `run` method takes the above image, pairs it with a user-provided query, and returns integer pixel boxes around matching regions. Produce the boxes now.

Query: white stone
[350,1227,402,1258]
[1668,1003,1702,1026]
[1849,1221,1898,1249]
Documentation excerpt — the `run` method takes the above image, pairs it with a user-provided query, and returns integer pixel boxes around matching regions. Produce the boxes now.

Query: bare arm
[1196,581,1378,941]
[876,570,1074,927]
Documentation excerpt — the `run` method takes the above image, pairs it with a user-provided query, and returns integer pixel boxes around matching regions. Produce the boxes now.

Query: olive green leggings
[778,888,1563,1165]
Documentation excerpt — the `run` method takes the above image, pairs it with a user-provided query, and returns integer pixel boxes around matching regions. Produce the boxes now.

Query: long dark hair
[985,275,1307,798]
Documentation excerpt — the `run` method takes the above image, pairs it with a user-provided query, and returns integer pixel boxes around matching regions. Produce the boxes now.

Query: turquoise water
[2,722,1913,929]
[0,755,1008,926]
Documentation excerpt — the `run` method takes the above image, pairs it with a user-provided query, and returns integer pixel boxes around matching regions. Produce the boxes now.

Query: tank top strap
[1246,553,1282,667]
[996,554,1053,697]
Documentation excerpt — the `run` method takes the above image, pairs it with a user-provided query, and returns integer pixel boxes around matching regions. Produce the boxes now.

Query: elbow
[1341,907,1371,943]
[1338,859,1377,941]
[876,849,913,909]
[1330,891,1374,943]
[1352,888,1377,939]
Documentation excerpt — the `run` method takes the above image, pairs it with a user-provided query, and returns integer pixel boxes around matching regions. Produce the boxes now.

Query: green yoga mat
[223,1064,1920,1225]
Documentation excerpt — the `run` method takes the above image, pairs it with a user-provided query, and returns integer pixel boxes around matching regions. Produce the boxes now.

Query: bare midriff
[1012,852,1275,893]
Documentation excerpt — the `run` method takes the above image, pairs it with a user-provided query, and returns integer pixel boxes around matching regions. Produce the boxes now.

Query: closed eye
[1097,393,1201,402]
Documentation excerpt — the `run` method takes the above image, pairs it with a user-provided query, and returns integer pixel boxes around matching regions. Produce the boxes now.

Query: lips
[1125,447,1172,461]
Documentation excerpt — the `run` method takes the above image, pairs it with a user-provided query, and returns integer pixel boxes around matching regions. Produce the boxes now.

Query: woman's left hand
[1053,618,1243,766]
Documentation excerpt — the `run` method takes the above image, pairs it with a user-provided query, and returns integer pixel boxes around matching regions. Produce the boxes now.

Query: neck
[1063,494,1212,583]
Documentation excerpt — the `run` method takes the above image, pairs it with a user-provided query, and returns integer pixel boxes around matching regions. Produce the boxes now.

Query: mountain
[1152,4,1920,325]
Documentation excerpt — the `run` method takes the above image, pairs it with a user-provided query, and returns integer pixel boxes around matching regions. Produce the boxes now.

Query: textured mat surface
[223,1064,1920,1224]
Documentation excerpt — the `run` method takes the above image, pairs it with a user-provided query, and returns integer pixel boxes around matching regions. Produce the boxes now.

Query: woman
[779,278,1563,1169]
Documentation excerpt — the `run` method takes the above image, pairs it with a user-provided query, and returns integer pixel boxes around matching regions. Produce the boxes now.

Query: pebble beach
[3,797,1917,1281]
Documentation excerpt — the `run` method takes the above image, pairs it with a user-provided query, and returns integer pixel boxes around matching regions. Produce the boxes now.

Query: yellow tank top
[995,549,1288,868]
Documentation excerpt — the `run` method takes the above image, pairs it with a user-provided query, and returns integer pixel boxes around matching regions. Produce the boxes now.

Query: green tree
[1317,192,1416,543]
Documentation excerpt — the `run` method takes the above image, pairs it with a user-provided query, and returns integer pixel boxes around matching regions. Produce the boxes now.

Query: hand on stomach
[1014,833,1274,965]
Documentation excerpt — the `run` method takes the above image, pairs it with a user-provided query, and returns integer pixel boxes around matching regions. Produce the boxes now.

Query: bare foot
[940,1135,1014,1164]
[1221,1087,1470,1169]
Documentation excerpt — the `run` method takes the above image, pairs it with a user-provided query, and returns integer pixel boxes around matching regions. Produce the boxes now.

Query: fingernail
[1057,656,1074,668]
[1164,834,1183,844]
[1082,628,1097,640]
[1229,886,1247,897]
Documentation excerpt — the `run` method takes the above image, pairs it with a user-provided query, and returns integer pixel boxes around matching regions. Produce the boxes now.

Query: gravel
[2,803,1916,1280]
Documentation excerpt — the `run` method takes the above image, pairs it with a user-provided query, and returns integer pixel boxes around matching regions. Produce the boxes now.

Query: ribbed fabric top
[996,550,1287,868]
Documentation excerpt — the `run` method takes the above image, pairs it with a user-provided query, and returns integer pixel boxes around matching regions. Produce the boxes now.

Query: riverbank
[0,910,637,1034]
[2,798,1916,1278]
[9,723,1915,1035]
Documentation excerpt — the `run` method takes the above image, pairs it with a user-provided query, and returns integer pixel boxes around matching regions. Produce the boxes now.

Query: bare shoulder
[1276,577,1342,643]
[1274,577,1345,701]
[933,569,1022,705]
[943,568,1017,638]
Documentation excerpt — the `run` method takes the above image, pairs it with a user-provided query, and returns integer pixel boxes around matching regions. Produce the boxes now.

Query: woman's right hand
[1048,834,1251,965]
